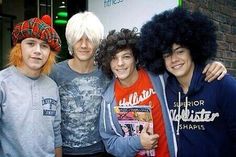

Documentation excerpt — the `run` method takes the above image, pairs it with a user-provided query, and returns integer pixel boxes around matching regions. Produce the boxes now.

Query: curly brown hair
[95,28,140,79]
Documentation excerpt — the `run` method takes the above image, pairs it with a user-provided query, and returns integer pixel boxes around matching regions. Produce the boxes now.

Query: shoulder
[41,75,58,87]
[146,70,164,85]
[206,74,236,97]
[218,74,236,89]
[0,66,16,82]
[103,79,115,100]
[51,60,68,72]
[49,60,69,81]
[96,68,111,82]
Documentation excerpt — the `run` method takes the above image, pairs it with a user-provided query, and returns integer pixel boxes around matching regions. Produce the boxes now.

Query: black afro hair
[139,7,217,74]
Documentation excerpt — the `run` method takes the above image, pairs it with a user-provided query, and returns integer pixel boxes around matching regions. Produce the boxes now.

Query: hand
[140,123,159,150]
[202,61,227,82]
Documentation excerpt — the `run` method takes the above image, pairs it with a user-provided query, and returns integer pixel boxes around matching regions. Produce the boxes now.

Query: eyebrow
[24,39,48,45]
[24,39,35,42]
[173,46,182,52]
[122,51,133,55]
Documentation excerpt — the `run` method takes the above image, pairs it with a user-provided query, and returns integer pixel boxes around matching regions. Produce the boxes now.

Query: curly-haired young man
[96,28,177,157]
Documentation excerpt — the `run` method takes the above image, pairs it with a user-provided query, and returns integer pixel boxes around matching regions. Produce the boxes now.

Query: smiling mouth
[172,64,183,69]
[31,57,42,60]
[116,68,127,72]
[79,51,89,53]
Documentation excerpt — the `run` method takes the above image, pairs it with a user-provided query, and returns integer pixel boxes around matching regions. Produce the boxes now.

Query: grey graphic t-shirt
[50,60,110,154]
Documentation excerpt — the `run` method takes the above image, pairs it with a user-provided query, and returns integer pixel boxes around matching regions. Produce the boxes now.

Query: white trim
[102,100,107,131]
[108,102,122,137]
[159,74,178,157]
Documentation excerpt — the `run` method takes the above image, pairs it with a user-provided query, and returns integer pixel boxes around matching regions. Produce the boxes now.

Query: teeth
[33,58,41,60]
[173,64,182,69]
[117,69,126,72]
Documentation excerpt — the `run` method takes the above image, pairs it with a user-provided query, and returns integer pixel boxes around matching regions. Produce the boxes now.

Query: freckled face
[20,38,50,74]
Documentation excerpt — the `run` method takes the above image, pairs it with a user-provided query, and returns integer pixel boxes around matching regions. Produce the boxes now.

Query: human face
[72,35,95,63]
[110,49,138,87]
[121,124,129,133]
[163,43,195,83]
[20,38,50,76]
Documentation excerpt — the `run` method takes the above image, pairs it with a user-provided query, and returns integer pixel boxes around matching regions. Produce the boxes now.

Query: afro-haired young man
[139,7,236,157]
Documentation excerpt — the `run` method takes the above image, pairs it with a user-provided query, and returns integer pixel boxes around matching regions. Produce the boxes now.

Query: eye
[27,42,35,46]
[123,55,131,59]
[111,55,117,61]
[41,43,50,49]
[163,53,171,59]
[176,50,184,54]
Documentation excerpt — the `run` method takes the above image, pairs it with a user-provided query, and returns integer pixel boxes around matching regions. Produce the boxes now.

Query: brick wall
[183,0,236,77]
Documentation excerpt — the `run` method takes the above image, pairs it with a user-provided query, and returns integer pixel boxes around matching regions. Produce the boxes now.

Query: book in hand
[114,105,155,157]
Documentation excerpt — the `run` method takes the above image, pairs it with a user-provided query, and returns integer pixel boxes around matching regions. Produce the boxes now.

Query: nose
[117,57,124,66]
[34,44,41,55]
[80,39,87,48]
[170,52,178,62]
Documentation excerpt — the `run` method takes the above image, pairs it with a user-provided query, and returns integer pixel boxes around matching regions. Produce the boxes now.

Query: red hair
[8,43,56,75]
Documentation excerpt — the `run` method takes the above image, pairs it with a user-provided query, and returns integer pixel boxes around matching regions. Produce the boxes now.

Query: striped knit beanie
[12,17,61,52]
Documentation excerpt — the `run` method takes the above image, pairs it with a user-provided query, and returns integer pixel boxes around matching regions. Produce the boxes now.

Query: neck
[177,63,195,94]
[17,66,41,78]
[119,69,139,87]
[68,58,95,73]
[178,79,191,94]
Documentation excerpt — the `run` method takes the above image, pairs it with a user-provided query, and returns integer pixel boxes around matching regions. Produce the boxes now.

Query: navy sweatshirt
[166,65,236,157]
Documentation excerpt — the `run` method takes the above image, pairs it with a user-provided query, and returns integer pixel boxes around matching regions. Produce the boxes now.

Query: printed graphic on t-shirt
[59,76,107,147]
[42,97,57,116]
[118,88,156,106]
[169,98,220,131]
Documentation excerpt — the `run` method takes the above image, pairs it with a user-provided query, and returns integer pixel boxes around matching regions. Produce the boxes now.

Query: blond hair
[65,11,104,55]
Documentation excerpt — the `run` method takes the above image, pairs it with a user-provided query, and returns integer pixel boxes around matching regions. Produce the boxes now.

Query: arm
[55,147,62,157]
[99,99,143,157]
[0,85,4,119]
[0,90,2,118]
[54,88,62,154]
[202,61,227,82]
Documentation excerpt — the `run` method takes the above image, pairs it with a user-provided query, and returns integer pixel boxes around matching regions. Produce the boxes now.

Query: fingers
[217,70,227,80]
[150,134,159,149]
[204,63,217,81]
[206,67,225,82]
[202,63,210,74]
[204,62,227,82]
[152,140,158,149]
[140,127,159,150]
[205,66,221,82]
[141,123,149,133]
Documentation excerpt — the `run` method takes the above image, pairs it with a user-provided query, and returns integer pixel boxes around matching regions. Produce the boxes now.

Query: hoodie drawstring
[176,92,188,136]
[176,92,181,135]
